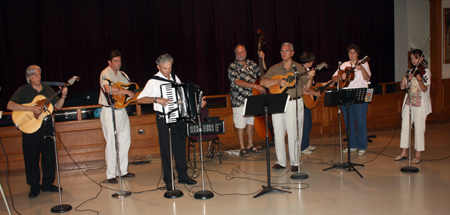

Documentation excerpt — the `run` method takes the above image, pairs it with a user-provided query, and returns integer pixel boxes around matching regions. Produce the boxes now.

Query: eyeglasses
[280,50,292,53]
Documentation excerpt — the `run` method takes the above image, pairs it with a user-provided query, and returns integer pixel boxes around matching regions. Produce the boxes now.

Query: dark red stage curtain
[0,0,394,109]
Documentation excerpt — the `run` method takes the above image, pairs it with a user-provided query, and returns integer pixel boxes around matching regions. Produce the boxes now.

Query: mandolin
[112,82,142,109]
[338,56,370,88]
[303,81,334,109]
[12,76,80,134]
[269,62,328,94]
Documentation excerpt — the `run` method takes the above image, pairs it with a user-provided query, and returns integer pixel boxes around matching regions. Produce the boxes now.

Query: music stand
[243,94,291,198]
[322,88,367,178]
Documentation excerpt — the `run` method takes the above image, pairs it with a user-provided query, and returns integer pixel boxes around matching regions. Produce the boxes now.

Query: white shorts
[232,107,254,129]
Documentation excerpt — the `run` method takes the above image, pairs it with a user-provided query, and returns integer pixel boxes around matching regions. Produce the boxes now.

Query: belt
[102,105,111,107]
[289,96,302,101]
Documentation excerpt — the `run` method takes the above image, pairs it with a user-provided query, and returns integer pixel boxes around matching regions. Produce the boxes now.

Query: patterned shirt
[228,59,261,107]
[406,78,422,107]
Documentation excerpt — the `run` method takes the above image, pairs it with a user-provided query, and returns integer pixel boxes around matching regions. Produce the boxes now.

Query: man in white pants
[260,42,315,172]
[99,50,136,184]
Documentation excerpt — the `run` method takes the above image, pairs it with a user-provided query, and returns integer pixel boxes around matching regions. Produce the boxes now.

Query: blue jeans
[301,107,312,151]
[341,102,368,150]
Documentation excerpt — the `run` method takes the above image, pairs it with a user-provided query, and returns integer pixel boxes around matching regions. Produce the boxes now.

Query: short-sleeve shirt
[137,71,182,113]
[262,61,308,98]
[98,66,131,107]
[10,84,59,105]
[227,59,261,107]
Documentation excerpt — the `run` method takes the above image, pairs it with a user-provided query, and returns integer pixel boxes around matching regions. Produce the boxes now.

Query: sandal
[247,146,262,153]
[394,155,407,161]
[412,158,422,164]
[239,149,249,157]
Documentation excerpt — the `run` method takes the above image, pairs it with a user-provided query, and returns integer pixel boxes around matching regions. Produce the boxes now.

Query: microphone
[102,76,113,85]
[292,64,298,73]
[338,61,342,68]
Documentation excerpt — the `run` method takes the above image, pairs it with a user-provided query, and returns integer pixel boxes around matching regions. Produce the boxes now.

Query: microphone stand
[290,65,308,180]
[0,180,11,215]
[400,75,419,173]
[47,113,72,213]
[194,92,214,199]
[323,61,346,171]
[104,79,132,198]
[163,109,184,198]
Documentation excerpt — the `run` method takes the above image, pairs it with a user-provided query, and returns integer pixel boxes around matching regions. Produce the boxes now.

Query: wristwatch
[154,97,157,103]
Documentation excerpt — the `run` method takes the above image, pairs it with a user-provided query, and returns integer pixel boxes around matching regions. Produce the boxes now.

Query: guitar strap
[120,71,131,83]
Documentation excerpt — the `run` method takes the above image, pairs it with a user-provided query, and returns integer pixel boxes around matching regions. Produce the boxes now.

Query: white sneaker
[307,146,316,151]
[343,148,357,153]
[301,149,313,154]
[358,150,366,156]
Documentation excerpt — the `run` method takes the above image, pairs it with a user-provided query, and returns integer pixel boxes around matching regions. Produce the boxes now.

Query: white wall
[394,0,430,81]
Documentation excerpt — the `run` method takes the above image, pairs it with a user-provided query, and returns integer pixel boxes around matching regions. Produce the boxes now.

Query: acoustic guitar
[338,56,370,88]
[269,62,328,94]
[303,81,334,109]
[112,82,142,109]
[12,76,80,134]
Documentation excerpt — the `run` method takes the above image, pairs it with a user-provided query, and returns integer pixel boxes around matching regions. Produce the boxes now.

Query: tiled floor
[1,123,450,215]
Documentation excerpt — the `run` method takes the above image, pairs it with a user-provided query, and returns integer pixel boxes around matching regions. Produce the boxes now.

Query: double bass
[252,29,273,140]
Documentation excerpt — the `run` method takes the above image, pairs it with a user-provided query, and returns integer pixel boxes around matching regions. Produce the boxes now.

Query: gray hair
[281,42,294,51]
[25,65,41,83]
[234,44,246,54]
[156,53,174,65]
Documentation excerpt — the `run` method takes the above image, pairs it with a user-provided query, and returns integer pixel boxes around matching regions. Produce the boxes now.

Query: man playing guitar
[7,65,68,198]
[260,42,315,172]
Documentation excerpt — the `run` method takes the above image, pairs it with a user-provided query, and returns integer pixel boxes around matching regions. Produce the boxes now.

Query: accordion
[160,82,202,123]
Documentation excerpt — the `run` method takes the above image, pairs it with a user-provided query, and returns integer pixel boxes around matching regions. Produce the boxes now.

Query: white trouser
[271,98,304,166]
[400,105,426,151]
[101,107,131,179]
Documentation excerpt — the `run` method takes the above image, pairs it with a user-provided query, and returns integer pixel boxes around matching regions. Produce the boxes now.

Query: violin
[408,62,428,83]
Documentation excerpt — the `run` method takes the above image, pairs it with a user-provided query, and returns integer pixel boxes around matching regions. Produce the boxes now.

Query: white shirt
[333,61,371,89]
[137,71,182,113]
[98,66,130,107]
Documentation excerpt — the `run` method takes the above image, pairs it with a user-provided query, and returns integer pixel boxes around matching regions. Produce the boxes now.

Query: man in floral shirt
[227,44,266,157]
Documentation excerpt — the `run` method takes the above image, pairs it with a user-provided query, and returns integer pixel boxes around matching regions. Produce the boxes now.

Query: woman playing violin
[395,49,432,164]
[332,44,371,156]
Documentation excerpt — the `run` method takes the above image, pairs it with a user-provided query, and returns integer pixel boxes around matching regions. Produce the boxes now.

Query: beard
[236,55,246,61]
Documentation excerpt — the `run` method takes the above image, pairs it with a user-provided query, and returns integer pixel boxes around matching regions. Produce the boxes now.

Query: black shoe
[291,166,298,172]
[272,164,286,169]
[165,184,173,191]
[42,185,62,192]
[108,178,118,184]
[178,178,197,185]
[119,172,135,178]
[28,189,40,198]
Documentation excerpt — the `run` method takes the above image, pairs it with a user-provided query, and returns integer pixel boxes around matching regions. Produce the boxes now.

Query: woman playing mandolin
[332,44,371,156]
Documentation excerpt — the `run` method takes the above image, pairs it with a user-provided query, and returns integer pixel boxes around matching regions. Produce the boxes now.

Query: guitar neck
[44,85,65,106]
[259,57,265,77]
[318,81,334,93]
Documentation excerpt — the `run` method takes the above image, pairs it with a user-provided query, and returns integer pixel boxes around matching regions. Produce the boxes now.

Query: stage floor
[1,123,450,215]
